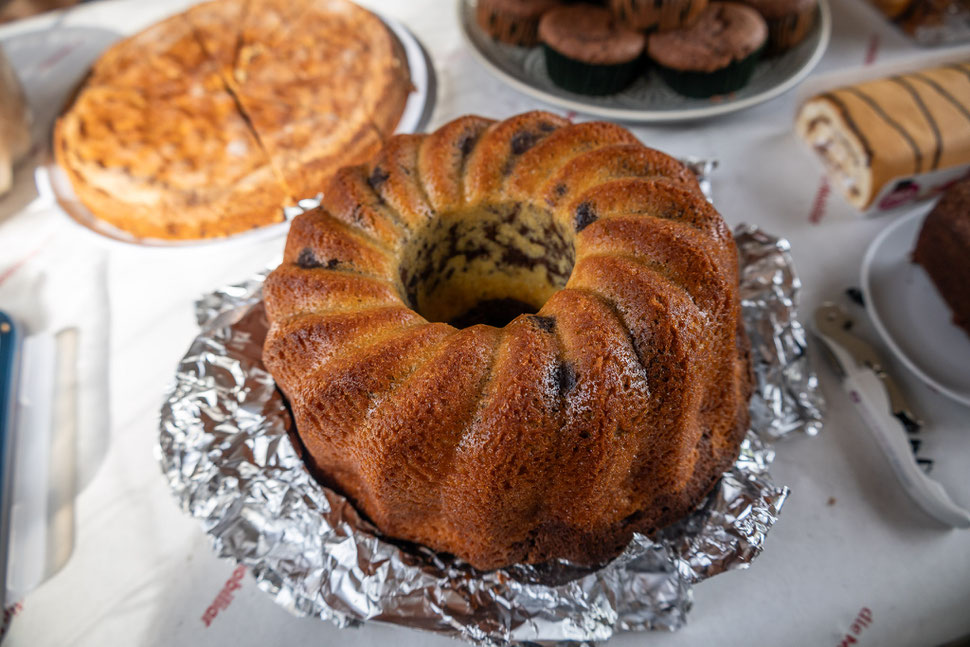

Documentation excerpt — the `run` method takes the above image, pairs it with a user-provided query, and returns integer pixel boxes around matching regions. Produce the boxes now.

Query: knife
[0,312,21,611]
[814,302,970,528]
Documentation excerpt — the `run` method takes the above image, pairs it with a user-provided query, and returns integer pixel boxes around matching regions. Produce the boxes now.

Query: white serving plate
[32,14,436,250]
[861,207,970,408]
[458,0,830,123]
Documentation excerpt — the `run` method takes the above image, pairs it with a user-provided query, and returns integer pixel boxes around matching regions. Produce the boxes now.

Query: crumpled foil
[158,223,825,645]
[681,157,718,204]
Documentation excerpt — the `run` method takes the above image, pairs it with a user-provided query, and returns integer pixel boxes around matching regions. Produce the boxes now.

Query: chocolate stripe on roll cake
[796,61,970,209]
[910,73,970,125]
[841,86,924,174]
[891,76,942,171]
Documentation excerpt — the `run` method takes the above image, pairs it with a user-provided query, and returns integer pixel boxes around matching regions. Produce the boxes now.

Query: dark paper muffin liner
[655,47,763,98]
[542,44,643,96]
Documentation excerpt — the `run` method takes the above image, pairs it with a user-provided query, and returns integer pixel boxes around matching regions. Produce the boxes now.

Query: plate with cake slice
[861,202,970,407]
[44,0,435,247]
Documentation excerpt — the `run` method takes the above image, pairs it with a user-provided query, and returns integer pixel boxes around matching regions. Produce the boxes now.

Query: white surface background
[1,1,969,645]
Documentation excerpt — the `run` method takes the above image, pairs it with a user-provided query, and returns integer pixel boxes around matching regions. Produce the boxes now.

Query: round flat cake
[54,0,411,240]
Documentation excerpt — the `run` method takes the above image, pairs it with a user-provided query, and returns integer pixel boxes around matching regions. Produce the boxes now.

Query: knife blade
[814,302,970,528]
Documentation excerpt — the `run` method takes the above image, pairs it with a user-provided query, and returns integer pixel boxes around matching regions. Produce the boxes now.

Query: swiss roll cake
[796,62,970,210]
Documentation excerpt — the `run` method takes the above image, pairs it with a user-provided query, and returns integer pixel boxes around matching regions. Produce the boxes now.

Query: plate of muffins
[461,0,830,122]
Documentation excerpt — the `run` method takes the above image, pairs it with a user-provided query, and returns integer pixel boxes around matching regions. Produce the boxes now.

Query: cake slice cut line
[177,8,294,203]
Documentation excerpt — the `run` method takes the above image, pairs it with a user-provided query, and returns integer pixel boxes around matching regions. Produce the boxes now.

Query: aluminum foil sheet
[158,224,825,646]
[681,157,718,204]
[736,225,825,440]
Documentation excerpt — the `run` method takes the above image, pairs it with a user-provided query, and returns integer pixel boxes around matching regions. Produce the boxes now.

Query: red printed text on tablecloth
[202,565,247,627]
[837,606,874,646]
[0,602,23,642]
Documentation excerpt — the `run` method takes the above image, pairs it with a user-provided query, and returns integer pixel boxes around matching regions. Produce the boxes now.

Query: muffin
[477,0,562,46]
[738,0,817,54]
[538,4,646,95]
[647,2,768,98]
[609,0,709,31]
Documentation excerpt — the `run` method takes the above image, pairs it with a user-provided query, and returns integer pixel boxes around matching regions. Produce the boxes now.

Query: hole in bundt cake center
[399,202,575,328]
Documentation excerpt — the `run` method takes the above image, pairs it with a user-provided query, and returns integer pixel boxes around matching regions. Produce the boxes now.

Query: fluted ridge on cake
[262,111,752,570]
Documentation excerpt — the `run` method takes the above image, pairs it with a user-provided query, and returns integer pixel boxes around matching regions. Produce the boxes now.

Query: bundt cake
[262,111,753,571]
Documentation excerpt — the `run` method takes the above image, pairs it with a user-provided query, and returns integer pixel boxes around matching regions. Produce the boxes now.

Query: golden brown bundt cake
[262,111,752,571]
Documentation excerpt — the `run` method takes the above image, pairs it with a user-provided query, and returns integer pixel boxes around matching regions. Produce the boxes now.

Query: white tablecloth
[1,1,969,645]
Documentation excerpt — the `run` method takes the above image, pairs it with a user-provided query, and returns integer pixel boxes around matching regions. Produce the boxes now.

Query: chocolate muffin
[539,4,646,95]
[477,0,562,46]
[913,179,970,337]
[738,0,817,54]
[647,2,767,98]
[609,0,709,31]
